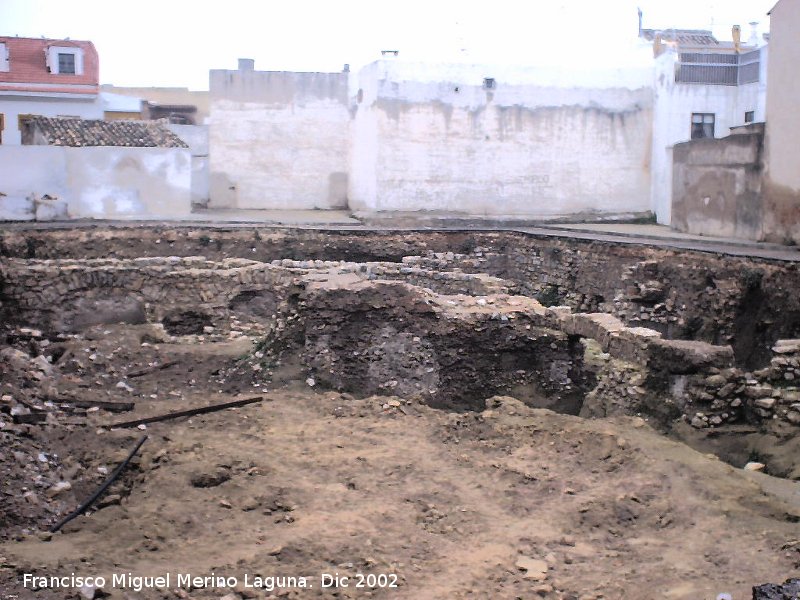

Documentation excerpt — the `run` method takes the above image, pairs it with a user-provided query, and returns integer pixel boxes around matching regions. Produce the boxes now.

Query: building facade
[349,60,653,218]
[0,37,102,145]
[648,28,768,224]
[762,0,800,243]
[208,26,771,223]
[209,58,655,219]
[209,59,350,210]
[0,116,192,220]
[670,2,800,244]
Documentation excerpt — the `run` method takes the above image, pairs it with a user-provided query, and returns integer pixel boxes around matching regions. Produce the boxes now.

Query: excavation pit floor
[3,225,800,599]
[2,326,800,600]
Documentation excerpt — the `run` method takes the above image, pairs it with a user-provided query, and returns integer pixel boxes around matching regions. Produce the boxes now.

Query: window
[745,111,755,123]
[691,113,715,139]
[58,53,76,74]
[0,43,9,72]
[483,77,496,90]
[46,46,84,75]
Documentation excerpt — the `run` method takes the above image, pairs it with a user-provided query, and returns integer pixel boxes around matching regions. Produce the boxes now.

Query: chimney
[749,21,760,46]
[238,58,255,71]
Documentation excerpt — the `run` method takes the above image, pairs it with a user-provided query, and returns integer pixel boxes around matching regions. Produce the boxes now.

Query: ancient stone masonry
[0,257,297,333]
[3,225,800,349]
[435,243,799,370]
[271,258,515,297]
[0,256,513,334]
[2,227,800,437]
[652,338,800,430]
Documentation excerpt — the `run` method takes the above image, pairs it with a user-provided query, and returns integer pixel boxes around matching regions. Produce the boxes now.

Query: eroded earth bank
[2,226,800,599]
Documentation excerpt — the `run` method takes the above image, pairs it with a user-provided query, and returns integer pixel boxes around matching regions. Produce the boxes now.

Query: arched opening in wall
[161,310,212,335]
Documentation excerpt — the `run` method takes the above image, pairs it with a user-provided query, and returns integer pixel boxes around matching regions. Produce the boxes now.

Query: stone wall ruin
[3,227,800,463]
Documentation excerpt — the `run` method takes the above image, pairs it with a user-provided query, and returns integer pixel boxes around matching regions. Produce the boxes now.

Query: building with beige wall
[100,85,210,124]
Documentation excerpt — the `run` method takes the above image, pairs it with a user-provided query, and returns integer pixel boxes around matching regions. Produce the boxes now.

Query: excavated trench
[2,226,800,477]
[6,226,800,600]
[5,226,800,366]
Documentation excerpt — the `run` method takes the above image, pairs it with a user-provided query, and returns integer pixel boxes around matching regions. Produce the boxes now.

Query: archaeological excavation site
[2,224,800,600]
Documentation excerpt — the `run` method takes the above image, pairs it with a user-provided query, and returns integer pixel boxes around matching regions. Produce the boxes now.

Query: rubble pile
[1,328,94,538]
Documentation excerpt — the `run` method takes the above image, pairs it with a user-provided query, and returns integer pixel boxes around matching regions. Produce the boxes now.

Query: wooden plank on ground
[60,398,135,412]
[127,360,179,379]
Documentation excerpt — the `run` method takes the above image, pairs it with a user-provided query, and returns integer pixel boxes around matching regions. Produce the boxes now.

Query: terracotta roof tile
[26,116,188,148]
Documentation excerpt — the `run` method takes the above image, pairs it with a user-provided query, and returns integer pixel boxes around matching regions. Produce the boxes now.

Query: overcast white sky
[1,0,776,90]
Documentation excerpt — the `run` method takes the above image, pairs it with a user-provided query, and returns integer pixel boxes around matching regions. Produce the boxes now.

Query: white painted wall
[349,60,654,217]
[765,0,800,191]
[0,42,9,72]
[204,55,769,222]
[651,48,767,224]
[0,95,102,144]
[168,123,209,206]
[209,69,350,210]
[0,146,191,220]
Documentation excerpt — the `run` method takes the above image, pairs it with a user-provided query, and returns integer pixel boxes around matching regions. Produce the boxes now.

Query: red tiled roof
[0,36,99,94]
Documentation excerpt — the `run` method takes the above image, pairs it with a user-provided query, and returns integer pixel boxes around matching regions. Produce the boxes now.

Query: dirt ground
[2,325,800,600]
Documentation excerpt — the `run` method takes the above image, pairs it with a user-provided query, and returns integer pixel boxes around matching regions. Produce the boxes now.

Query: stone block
[773,339,800,354]
[647,339,734,374]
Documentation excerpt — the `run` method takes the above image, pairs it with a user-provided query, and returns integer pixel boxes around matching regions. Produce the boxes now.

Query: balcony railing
[676,48,761,86]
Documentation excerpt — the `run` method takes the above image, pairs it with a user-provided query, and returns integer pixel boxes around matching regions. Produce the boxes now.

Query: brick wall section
[0,37,99,92]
